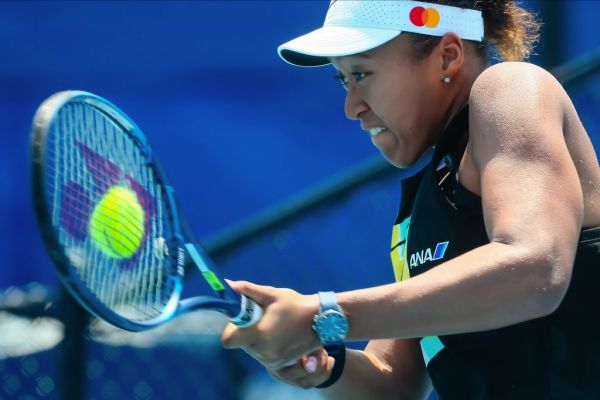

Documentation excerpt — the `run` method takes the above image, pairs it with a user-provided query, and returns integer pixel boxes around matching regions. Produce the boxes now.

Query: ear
[438,32,464,78]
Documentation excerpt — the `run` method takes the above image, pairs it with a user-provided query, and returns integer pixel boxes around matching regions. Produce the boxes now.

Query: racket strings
[45,102,175,321]
[96,107,167,318]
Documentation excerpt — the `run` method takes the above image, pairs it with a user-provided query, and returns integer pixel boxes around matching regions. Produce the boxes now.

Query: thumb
[225,279,276,305]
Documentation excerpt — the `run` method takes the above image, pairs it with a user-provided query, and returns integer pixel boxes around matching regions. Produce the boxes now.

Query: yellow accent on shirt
[391,216,411,282]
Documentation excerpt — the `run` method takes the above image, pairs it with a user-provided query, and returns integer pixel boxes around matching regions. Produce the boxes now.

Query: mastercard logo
[409,6,441,28]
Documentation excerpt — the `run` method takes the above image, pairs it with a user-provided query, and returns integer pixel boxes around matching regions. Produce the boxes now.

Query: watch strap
[315,344,346,389]
[318,291,340,312]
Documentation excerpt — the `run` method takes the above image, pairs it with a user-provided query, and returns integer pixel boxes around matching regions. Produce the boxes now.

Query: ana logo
[409,6,441,28]
[409,241,449,268]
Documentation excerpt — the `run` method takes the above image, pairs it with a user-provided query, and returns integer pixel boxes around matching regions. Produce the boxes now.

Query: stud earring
[442,76,451,84]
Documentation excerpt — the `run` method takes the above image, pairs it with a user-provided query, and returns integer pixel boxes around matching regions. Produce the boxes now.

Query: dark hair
[405,0,542,62]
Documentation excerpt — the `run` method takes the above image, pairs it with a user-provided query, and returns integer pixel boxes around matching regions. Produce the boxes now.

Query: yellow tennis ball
[89,186,145,259]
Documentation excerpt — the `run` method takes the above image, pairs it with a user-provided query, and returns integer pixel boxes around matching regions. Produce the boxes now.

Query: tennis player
[222,1,600,398]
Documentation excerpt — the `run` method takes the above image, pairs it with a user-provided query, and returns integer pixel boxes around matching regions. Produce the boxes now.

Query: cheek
[386,79,438,139]
[376,79,424,126]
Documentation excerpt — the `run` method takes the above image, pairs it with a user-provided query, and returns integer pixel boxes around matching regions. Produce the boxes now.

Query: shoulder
[467,62,569,165]
[469,62,567,114]
[471,62,559,94]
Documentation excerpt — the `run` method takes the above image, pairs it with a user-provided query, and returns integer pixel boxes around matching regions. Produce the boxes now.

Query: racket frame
[31,91,255,332]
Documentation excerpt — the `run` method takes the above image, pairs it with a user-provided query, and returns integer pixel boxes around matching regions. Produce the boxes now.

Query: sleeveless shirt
[390,107,600,399]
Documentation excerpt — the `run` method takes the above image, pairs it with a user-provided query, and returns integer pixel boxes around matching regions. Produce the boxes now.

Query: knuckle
[220,334,232,348]
[220,325,238,346]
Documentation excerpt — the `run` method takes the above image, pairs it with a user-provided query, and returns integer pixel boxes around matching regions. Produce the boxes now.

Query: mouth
[367,127,387,137]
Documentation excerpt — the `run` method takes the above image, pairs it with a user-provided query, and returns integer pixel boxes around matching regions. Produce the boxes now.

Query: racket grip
[229,294,263,328]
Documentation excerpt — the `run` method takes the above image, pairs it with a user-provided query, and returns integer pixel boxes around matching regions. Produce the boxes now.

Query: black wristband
[315,344,346,389]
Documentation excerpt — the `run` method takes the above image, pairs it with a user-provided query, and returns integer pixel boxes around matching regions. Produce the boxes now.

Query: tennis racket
[31,90,263,332]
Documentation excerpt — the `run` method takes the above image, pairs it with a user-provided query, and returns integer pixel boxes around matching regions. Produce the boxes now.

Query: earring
[442,76,451,84]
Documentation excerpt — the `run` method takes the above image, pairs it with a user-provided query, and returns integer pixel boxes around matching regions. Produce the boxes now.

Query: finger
[299,349,323,373]
[303,355,318,373]
[325,355,335,376]
[296,355,335,389]
[268,341,323,370]
[276,349,328,381]
[225,279,276,305]
[270,357,319,384]
[275,353,335,389]
[221,322,252,349]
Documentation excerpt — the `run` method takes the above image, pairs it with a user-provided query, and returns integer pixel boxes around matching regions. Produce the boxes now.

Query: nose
[344,87,369,121]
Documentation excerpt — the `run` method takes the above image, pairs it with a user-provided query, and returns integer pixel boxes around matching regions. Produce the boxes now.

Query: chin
[380,143,433,169]
[382,152,418,169]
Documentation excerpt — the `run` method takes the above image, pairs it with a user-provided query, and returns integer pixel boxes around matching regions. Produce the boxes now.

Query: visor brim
[277,26,401,67]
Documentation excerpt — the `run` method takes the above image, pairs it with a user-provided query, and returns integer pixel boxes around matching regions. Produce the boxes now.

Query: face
[331,35,447,167]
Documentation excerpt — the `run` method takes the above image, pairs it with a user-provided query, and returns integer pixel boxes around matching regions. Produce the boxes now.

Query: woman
[222,1,600,398]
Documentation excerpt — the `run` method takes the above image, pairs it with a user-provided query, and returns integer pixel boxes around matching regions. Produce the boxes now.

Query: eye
[334,71,370,90]
[351,72,368,82]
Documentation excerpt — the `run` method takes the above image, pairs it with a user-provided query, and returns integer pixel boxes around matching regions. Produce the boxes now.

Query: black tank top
[390,107,600,399]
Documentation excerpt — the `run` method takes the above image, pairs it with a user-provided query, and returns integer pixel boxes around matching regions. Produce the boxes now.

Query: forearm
[318,346,429,400]
[339,241,569,341]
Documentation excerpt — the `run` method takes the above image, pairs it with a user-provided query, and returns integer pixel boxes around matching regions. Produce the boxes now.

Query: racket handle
[229,294,263,328]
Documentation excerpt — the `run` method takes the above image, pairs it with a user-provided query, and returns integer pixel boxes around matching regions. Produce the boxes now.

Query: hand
[221,280,321,369]
[267,348,335,389]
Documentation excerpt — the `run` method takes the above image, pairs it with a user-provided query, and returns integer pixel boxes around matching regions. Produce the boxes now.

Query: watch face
[315,310,348,343]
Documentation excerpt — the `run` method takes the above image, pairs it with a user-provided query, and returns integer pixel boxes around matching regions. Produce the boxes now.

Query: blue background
[0,1,598,399]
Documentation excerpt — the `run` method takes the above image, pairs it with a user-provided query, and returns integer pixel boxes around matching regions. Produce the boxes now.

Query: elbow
[526,250,573,318]
[537,266,571,316]
[534,277,569,318]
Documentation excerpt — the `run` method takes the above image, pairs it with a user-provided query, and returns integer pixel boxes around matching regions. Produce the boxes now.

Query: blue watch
[312,291,349,345]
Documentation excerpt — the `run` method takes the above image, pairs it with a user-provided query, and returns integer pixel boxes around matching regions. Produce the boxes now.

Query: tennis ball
[89,186,145,259]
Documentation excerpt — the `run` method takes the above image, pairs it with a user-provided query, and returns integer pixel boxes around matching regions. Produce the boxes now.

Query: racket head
[31,91,187,331]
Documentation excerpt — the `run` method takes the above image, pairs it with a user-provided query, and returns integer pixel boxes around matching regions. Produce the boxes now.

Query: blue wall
[1,0,599,289]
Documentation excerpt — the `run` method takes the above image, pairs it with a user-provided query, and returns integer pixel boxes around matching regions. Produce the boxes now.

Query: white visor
[278,0,484,67]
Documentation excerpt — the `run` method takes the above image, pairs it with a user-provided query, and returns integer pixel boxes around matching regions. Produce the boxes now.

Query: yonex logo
[409,241,449,268]
[409,6,441,28]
